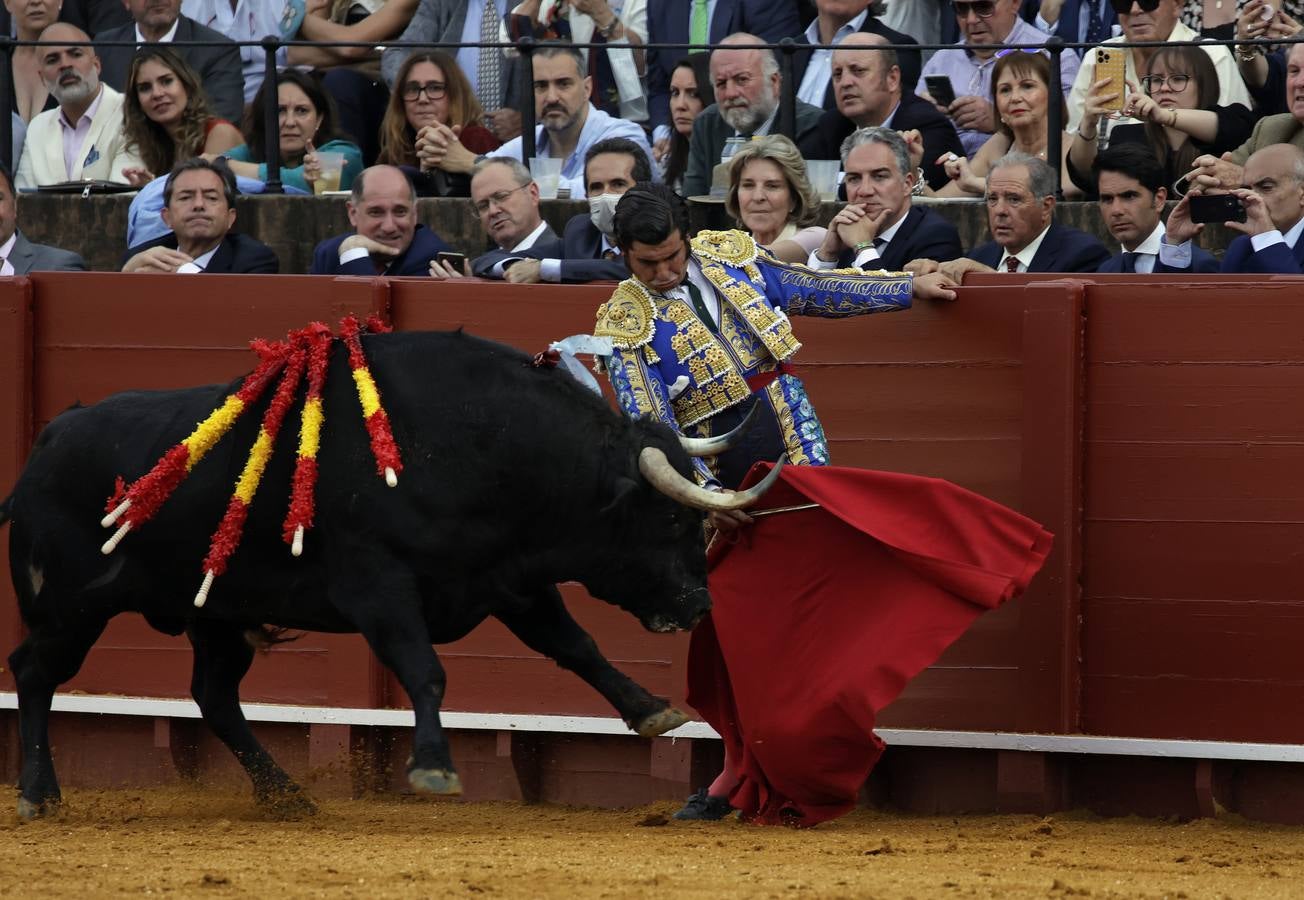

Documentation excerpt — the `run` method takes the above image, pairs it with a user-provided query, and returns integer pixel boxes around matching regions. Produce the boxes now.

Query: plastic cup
[313,151,346,195]
[805,159,841,202]
[529,156,563,200]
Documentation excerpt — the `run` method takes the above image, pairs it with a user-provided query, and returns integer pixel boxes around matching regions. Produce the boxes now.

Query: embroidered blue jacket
[594,230,912,484]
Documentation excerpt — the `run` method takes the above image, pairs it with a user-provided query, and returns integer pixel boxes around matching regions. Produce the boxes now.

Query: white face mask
[589,192,622,237]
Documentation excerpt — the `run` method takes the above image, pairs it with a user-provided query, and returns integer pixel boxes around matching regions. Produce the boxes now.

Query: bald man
[798,33,962,191]
[1161,144,1304,275]
[16,23,142,189]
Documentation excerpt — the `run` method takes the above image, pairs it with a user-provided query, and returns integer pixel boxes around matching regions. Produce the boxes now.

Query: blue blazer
[791,16,921,111]
[1101,245,1218,274]
[123,232,278,274]
[645,0,801,132]
[838,206,963,271]
[1213,233,1304,275]
[968,223,1112,273]
[310,224,450,276]
[508,214,628,283]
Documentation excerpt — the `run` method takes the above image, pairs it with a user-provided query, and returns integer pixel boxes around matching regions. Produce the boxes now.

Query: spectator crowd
[6,0,1304,277]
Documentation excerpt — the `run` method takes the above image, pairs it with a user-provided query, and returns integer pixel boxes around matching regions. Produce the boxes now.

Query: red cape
[686,465,1053,826]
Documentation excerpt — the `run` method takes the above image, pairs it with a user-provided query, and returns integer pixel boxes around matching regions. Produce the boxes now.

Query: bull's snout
[641,586,711,633]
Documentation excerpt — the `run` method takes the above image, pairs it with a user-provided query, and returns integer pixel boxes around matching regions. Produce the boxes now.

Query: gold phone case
[1095,48,1127,113]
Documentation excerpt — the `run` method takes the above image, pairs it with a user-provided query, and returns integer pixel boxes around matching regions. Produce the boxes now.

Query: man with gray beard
[16,23,142,190]
[682,34,824,198]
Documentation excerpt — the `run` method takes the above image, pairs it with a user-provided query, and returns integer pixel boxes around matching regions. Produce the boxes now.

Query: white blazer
[16,84,143,190]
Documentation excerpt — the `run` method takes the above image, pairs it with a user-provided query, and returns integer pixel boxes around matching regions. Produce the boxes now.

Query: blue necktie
[1084,0,1106,45]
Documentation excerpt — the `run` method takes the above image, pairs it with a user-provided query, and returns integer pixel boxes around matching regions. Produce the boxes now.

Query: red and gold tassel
[101,341,289,555]
[283,322,334,556]
[194,341,307,607]
[340,315,403,487]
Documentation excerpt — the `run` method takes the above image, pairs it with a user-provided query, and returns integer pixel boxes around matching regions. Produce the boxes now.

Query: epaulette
[691,229,758,268]
[594,279,656,350]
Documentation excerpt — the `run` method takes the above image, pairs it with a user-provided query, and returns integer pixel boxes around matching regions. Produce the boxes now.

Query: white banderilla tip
[385,467,398,487]
[101,499,132,528]
[194,570,215,608]
[291,525,304,557]
[101,522,131,555]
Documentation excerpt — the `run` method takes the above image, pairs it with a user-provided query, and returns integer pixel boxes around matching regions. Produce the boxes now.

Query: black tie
[685,280,718,333]
[1120,251,1137,273]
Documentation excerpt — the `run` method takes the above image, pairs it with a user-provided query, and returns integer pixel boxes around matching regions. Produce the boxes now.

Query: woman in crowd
[1067,45,1254,196]
[224,69,363,193]
[922,51,1078,200]
[1182,0,1303,39]
[660,53,714,194]
[376,50,500,197]
[724,135,825,264]
[121,48,244,188]
[10,0,59,122]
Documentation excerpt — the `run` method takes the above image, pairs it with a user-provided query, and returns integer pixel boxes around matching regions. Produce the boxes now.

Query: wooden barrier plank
[0,279,32,699]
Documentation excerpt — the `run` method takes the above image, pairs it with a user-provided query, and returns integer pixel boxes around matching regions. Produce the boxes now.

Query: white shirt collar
[0,231,17,275]
[802,8,870,47]
[877,206,910,245]
[136,17,181,43]
[1127,221,1164,256]
[999,224,1052,272]
[600,232,619,255]
[1284,212,1304,248]
[510,219,550,252]
[874,100,902,129]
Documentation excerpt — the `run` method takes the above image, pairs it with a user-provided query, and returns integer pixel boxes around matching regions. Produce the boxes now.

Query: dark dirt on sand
[1,786,1300,898]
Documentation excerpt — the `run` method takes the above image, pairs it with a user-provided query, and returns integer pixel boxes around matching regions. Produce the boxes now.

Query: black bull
[2,330,778,819]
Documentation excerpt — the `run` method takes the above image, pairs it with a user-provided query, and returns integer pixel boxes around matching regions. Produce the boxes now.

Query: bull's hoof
[408,767,462,796]
[256,787,317,820]
[16,796,58,820]
[635,706,689,737]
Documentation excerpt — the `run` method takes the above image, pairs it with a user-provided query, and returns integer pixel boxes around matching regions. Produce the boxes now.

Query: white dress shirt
[998,225,1052,273]
[489,219,555,277]
[807,206,909,270]
[0,232,17,276]
[1122,221,1164,274]
[796,9,870,106]
[176,244,220,273]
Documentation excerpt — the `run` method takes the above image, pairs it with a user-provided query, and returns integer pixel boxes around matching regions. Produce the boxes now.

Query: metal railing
[0,32,1294,195]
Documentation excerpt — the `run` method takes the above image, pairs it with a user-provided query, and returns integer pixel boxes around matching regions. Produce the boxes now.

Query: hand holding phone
[1095,48,1127,113]
[1187,192,1247,224]
[924,75,957,109]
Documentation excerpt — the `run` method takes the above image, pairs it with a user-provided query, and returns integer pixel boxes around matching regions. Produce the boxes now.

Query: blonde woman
[725,135,826,264]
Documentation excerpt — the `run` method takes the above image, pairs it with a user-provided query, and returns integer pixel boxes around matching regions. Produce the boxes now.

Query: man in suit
[683,35,823,198]
[1186,42,1304,194]
[122,159,277,273]
[458,158,557,279]
[17,24,143,190]
[798,33,963,191]
[939,152,1110,277]
[1093,144,1217,274]
[809,126,962,272]
[793,0,920,113]
[479,137,649,284]
[1162,144,1304,275]
[311,166,451,276]
[381,0,525,143]
[1024,0,1118,50]
[95,0,244,123]
[0,162,86,273]
[645,0,800,136]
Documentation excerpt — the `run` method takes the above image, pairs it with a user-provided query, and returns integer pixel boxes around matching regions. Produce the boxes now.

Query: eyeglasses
[1141,73,1190,93]
[954,0,996,19]
[1108,0,1162,15]
[473,183,529,213]
[401,80,447,101]
[994,48,1049,59]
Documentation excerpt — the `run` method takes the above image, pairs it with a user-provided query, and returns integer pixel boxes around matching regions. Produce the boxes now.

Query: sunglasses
[954,1,996,19]
[1109,0,1163,15]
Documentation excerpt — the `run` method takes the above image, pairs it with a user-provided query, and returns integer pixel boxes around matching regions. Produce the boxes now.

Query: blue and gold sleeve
[759,257,913,318]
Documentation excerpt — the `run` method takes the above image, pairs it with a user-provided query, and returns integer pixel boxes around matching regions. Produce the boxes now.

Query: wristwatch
[598,16,621,38]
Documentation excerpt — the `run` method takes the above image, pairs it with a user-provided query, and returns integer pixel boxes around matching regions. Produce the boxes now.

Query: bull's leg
[497,586,689,737]
[186,620,316,817]
[333,566,460,796]
[9,619,108,819]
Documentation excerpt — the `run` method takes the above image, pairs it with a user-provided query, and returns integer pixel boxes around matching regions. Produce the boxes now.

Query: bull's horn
[638,446,785,511]
[678,404,760,457]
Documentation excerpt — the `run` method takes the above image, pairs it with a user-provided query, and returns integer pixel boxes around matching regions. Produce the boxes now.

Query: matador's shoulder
[594,279,657,350]
[691,229,759,268]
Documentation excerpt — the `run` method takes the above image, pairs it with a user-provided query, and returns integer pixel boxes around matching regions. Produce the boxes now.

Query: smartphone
[436,251,467,271]
[1095,48,1127,113]
[1188,193,1247,225]
[924,75,957,109]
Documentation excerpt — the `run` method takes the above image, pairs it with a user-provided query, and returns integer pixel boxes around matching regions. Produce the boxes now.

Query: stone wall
[22,193,1231,275]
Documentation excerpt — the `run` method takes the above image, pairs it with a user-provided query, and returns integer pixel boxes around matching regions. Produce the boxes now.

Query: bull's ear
[600,476,640,516]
